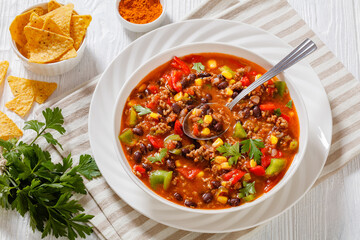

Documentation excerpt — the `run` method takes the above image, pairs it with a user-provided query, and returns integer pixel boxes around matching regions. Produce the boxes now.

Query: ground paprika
[118,0,163,24]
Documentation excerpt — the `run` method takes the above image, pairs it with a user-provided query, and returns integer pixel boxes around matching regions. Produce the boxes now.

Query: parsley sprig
[0,108,100,240]
[240,139,265,164]
[216,142,242,165]
[238,181,256,199]
[133,105,152,116]
[192,62,205,72]
[148,148,168,163]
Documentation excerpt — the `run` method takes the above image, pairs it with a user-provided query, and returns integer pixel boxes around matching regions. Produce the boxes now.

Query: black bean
[142,163,152,172]
[206,108,214,115]
[253,105,261,118]
[186,105,196,111]
[211,180,221,189]
[166,159,176,171]
[147,143,154,152]
[205,93,212,100]
[218,74,226,81]
[193,140,201,149]
[201,97,208,103]
[132,127,143,136]
[174,192,183,201]
[168,121,175,128]
[181,79,189,88]
[232,91,239,99]
[229,198,241,206]
[176,141,182,149]
[157,107,164,116]
[188,73,196,81]
[198,72,211,78]
[243,107,250,119]
[201,104,210,111]
[181,148,190,157]
[139,143,147,154]
[133,151,142,164]
[214,122,223,132]
[184,199,197,208]
[217,81,228,89]
[172,103,181,114]
[138,93,144,99]
[126,146,133,154]
[202,192,213,204]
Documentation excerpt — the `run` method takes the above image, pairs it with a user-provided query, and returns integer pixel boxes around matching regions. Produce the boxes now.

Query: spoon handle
[227,38,317,110]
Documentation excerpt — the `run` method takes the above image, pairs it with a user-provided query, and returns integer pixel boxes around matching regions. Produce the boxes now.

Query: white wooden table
[0,0,359,239]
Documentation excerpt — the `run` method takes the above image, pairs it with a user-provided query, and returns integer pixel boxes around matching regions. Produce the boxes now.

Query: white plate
[89,19,332,232]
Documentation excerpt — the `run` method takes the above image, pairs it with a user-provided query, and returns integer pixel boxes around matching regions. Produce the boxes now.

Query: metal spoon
[182,38,317,140]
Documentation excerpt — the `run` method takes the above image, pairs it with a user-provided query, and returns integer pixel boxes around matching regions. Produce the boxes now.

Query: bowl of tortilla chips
[9,0,92,76]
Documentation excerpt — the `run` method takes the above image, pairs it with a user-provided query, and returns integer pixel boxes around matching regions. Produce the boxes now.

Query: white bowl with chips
[115,0,166,32]
[10,2,88,76]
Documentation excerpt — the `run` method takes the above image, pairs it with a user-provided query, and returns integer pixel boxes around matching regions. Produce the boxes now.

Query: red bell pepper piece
[223,170,238,181]
[166,141,176,150]
[133,165,146,177]
[171,56,191,75]
[249,166,266,176]
[261,156,271,168]
[223,169,246,185]
[164,70,183,92]
[260,103,276,111]
[248,71,258,76]
[193,124,199,136]
[147,85,159,94]
[240,76,251,87]
[177,167,201,180]
[231,172,246,185]
[276,150,283,158]
[147,135,164,149]
[280,113,290,122]
[174,120,183,137]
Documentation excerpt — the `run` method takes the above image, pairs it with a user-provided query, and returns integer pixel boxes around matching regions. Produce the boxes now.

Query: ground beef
[276,117,288,129]
[150,122,171,135]
[187,145,215,162]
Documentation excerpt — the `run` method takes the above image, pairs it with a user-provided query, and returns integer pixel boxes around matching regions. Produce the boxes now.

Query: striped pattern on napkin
[35,0,360,239]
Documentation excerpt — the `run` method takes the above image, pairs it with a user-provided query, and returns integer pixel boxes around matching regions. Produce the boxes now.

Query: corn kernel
[149,112,160,119]
[225,88,233,96]
[214,156,227,164]
[197,171,204,178]
[128,100,136,107]
[250,159,257,168]
[192,108,202,116]
[243,173,251,181]
[175,160,182,167]
[201,128,210,136]
[217,196,228,204]
[195,78,203,86]
[255,74,262,81]
[221,70,232,79]
[204,115,213,124]
[270,135,278,145]
[174,92,183,101]
[229,79,236,85]
[212,138,224,148]
[184,93,189,98]
[139,83,147,92]
[208,59,217,69]
[220,162,231,169]
[221,181,227,186]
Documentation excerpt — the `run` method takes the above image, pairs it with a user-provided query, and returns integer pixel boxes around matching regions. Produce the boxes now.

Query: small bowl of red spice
[116,0,166,32]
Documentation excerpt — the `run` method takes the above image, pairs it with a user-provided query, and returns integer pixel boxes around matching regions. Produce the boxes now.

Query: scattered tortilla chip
[42,17,65,35]
[0,61,9,86]
[40,4,74,36]
[24,26,73,63]
[27,12,44,29]
[0,111,23,140]
[7,76,57,104]
[70,15,92,50]
[48,0,62,12]
[5,94,35,118]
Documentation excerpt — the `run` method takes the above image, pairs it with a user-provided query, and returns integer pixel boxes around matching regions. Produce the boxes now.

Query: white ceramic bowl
[112,42,309,214]
[115,0,166,32]
[10,2,87,76]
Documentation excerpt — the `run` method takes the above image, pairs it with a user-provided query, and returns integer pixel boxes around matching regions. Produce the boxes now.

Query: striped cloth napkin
[34,0,360,239]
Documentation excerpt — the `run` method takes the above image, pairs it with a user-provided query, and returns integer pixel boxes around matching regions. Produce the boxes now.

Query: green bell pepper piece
[119,129,137,146]
[265,158,286,176]
[289,140,298,150]
[243,194,255,202]
[233,122,247,138]
[169,149,182,155]
[164,134,182,145]
[149,170,173,190]
[219,65,235,77]
[274,81,287,97]
[129,107,138,127]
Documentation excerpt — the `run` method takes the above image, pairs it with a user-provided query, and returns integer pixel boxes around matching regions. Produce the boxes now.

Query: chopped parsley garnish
[238,181,256,199]
[274,108,281,117]
[148,148,168,163]
[216,142,242,165]
[133,105,152,116]
[192,62,205,72]
[197,119,204,124]
[240,138,265,164]
[286,100,293,109]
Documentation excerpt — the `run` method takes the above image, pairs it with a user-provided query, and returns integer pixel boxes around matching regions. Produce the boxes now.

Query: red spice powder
[118,0,163,24]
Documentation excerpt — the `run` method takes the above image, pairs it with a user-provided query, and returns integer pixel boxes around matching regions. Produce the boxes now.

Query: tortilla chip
[10,9,35,47]
[19,43,30,58]
[7,76,57,104]
[0,61,9,86]
[48,0,62,12]
[5,94,35,118]
[70,15,91,50]
[0,111,23,140]
[40,4,74,36]
[56,47,77,62]
[27,12,44,29]
[42,17,65,35]
[24,26,73,63]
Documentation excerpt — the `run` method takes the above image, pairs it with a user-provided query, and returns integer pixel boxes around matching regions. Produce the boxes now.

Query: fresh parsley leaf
[43,107,65,134]
[42,132,63,150]
[238,181,256,199]
[197,119,204,124]
[24,120,45,134]
[241,139,265,164]
[192,62,205,72]
[73,155,101,180]
[148,148,168,163]
[133,105,152,116]
[274,108,281,117]
[216,142,241,165]
[286,100,293,109]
